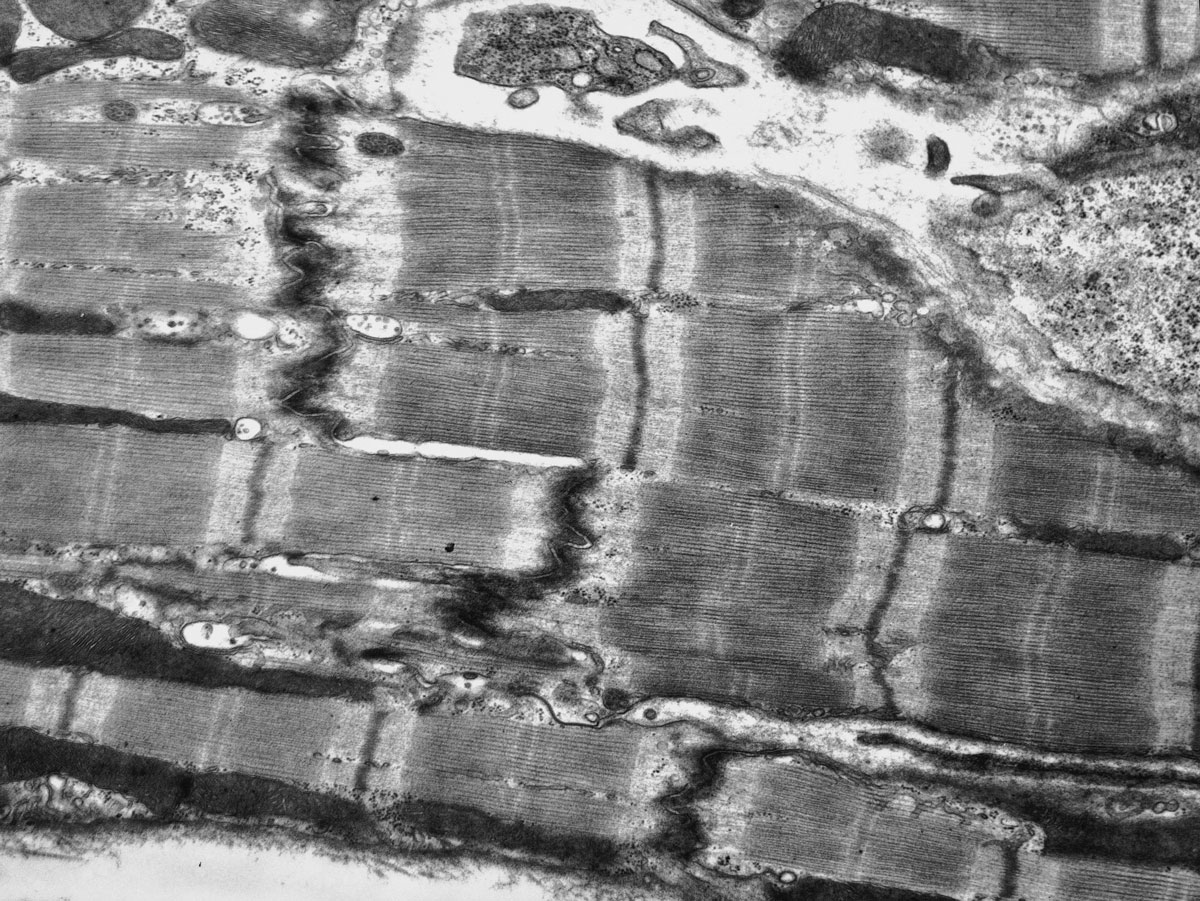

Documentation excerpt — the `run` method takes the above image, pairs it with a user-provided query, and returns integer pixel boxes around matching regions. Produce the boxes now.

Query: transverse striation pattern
[3,2,1200,900]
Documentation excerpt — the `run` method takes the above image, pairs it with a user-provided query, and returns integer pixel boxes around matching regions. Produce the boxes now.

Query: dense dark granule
[376,799,621,870]
[0,581,373,701]
[0,0,21,65]
[190,0,367,68]
[0,300,116,335]
[24,0,150,41]
[931,771,1200,868]
[8,28,185,83]
[0,393,230,435]
[480,287,630,313]
[863,731,1200,868]
[926,135,950,175]
[0,726,377,840]
[455,5,675,96]
[769,877,958,901]
[777,3,1002,82]
[1011,520,1189,562]
[990,789,1200,868]
[721,0,764,20]
[354,132,405,157]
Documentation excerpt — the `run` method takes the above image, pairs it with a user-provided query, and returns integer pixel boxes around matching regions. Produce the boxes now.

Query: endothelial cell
[455,7,674,97]
[648,20,746,89]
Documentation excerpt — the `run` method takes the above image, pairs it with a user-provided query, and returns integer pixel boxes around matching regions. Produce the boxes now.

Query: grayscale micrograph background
[1,0,1199,899]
